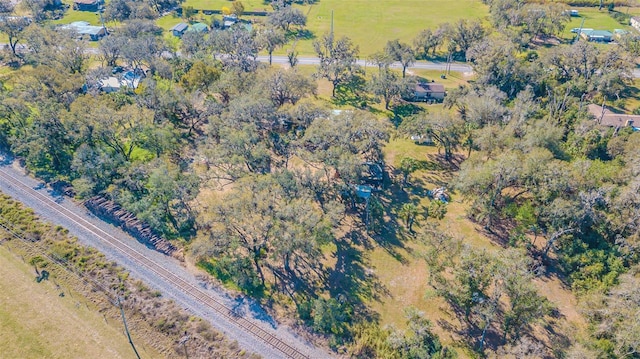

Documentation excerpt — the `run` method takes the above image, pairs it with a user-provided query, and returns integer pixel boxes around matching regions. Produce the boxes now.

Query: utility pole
[179,334,191,359]
[575,17,585,44]
[330,10,334,36]
[117,297,141,359]
[98,7,107,34]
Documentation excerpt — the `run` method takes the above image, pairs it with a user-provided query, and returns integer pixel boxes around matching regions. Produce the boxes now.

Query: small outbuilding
[222,14,238,29]
[171,22,188,37]
[614,29,629,39]
[414,82,446,102]
[631,16,640,32]
[72,0,102,12]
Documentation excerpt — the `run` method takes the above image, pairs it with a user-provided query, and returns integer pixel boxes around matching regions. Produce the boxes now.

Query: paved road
[0,156,330,359]
[1,42,473,74]
[257,55,475,73]
[7,42,640,77]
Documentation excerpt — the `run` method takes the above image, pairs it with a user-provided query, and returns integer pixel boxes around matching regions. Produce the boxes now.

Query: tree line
[1,0,640,356]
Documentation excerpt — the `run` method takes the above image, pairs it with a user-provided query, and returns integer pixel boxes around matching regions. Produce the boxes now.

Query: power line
[0,216,143,359]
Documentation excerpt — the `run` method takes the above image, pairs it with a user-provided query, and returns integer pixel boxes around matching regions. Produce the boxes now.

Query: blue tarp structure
[355,185,372,199]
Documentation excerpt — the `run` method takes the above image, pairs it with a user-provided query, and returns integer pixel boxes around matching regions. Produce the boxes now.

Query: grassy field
[51,0,104,26]
[296,0,488,55]
[0,244,158,359]
[178,0,489,56]
[560,7,635,40]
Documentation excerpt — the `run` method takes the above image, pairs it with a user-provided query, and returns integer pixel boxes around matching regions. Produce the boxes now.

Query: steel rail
[0,168,310,359]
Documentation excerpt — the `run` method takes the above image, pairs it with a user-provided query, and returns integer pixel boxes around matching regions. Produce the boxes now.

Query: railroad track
[0,168,310,359]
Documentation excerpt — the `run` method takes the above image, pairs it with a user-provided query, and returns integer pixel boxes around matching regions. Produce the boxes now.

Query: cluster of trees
[3,0,640,356]
[0,10,403,352]
[413,19,486,62]
[392,1,640,356]
[105,0,182,22]
[483,0,570,47]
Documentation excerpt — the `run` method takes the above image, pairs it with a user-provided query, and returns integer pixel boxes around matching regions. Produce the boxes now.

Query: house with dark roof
[72,0,102,12]
[171,22,188,37]
[222,14,238,29]
[414,82,446,102]
[588,104,640,131]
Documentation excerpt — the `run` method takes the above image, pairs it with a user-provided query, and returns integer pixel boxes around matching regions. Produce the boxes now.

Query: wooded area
[1,0,640,357]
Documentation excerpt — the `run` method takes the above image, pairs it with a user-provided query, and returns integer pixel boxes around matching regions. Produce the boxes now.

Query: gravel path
[0,156,332,359]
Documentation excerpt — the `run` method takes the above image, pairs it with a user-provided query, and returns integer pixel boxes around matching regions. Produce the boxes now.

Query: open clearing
[296,0,488,55]
[370,138,587,355]
[561,7,634,40]
[171,0,489,55]
[0,244,157,359]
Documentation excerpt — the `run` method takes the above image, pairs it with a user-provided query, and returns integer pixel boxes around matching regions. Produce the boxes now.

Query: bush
[609,11,630,25]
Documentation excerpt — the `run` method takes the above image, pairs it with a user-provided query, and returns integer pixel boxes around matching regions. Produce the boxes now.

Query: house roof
[582,30,613,37]
[187,22,208,32]
[73,0,99,5]
[99,71,142,91]
[416,82,445,94]
[100,77,121,89]
[588,104,640,128]
[61,21,105,36]
[171,22,188,32]
[77,26,105,35]
[223,14,238,22]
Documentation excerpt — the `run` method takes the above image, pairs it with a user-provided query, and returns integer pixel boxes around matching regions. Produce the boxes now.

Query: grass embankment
[0,244,143,358]
[0,193,256,359]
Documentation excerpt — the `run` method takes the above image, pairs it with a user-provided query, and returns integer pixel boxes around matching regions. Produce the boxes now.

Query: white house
[99,71,141,93]
[631,16,640,32]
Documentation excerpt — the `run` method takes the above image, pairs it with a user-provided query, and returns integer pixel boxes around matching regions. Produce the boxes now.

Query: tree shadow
[424,153,466,171]
[390,103,424,127]
[331,76,369,108]
[291,29,315,40]
[472,217,513,248]
[326,235,389,322]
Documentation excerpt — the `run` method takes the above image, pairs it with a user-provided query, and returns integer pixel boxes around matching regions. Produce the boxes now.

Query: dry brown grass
[370,138,588,356]
[0,193,257,359]
[0,243,160,359]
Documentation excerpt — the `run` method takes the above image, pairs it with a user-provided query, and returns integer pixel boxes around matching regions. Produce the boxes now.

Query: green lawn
[183,0,268,11]
[180,0,488,56]
[561,7,634,41]
[297,0,488,56]
[52,0,104,26]
[47,0,488,56]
